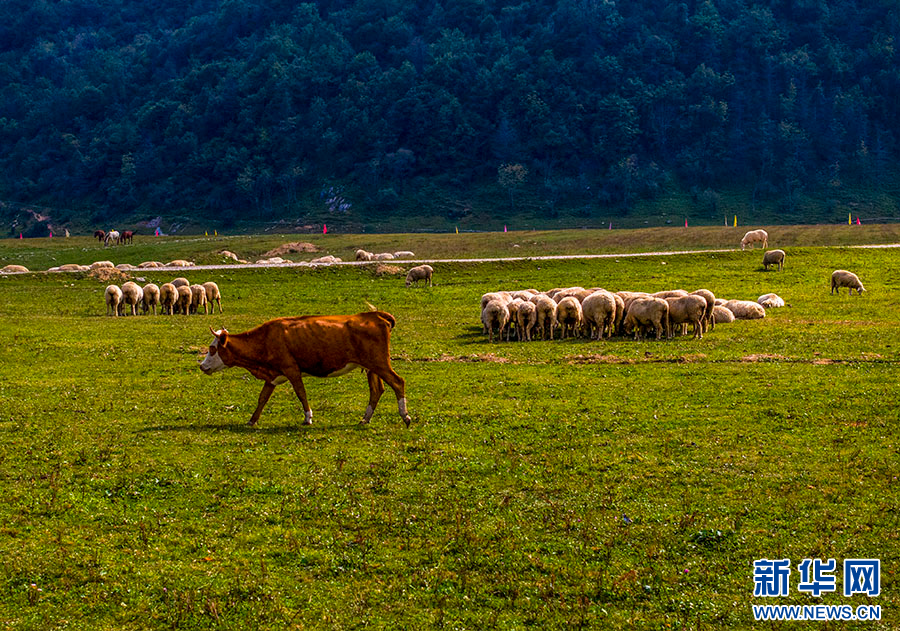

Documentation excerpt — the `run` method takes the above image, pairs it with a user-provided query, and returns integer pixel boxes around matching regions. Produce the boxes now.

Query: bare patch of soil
[263,242,319,257]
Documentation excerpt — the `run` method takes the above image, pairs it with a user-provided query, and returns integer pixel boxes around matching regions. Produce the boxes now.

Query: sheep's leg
[249,382,277,426]
[362,371,385,423]
[373,367,411,427]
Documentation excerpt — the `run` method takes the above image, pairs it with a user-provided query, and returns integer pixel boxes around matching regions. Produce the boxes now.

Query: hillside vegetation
[2,1,900,233]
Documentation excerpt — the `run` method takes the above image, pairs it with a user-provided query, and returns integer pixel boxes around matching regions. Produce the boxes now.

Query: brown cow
[199,312,411,427]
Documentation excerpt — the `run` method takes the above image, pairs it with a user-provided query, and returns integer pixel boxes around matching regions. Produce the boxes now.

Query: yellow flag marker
[733,215,737,227]
[214,230,218,236]
[848,213,852,225]
[455,226,459,234]
[205,231,208,236]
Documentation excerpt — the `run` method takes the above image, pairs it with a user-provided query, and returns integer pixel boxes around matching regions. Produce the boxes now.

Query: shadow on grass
[137,421,367,434]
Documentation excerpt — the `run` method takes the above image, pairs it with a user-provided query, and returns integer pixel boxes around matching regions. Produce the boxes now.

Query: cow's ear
[217,329,229,347]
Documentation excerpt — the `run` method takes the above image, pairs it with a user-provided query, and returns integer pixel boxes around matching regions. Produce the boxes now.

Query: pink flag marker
[504,225,507,233]
[684,218,688,228]
[323,224,328,234]
[608,222,612,230]
[19,233,23,239]
[856,217,861,225]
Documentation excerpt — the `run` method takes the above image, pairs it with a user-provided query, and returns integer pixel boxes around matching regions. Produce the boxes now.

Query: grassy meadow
[0,228,898,629]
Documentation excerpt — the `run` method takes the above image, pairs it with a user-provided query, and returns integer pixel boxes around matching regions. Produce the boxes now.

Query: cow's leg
[371,366,411,427]
[362,371,385,423]
[285,372,313,424]
[249,382,276,426]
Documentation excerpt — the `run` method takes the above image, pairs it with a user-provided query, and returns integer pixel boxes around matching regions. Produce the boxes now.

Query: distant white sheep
[142,283,160,315]
[90,261,114,270]
[355,249,374,261]
[741,229,768,250]
[1,265,28,273]
[120,281,144,316]
[105,285,123,317]
[556,296,584,339]
[722,300,766,320]
[581,291,616,340]
[623,297,669,340]
[167,259,194,267]
[713,305,735,324]
[203,282,223,313]
[532,295,558,340]
[394,251,416,259]
[190,284,208,315]
[515,301,538,341]
[159,283,179,315]
[405,265,433,287]
[373,253,395,261]
[481,299,510,343]
[757,293,785,308]
[175,285,192,315]
[762,249,785,271]
[831,270,865,295]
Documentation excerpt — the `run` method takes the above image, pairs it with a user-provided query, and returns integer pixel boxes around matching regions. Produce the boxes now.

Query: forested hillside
[1,0,899,233]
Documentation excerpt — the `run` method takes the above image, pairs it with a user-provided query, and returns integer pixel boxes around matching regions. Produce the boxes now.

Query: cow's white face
[200,330,227,374]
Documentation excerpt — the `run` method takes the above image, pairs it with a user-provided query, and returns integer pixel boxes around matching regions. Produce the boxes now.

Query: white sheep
[405,264,433,287]
[142,283,160,315]
[355,249,374,261]
[505,298,525,341]
[257,256,290,264]
[556,296,583,339]
[757,293,785,308]
[159,283,179,315]
[652,289,688,299]
[740,229,769,250]
[120,281,144,316]
[713,305,736,324]
[831,270,865,295]
[481,299,510,343]
[105,285,123,317]
[171,277,190,288]
[175,285,192,315]
[623,297,669,340]
[581,291,616,339]
[1,265,28,273]
[203,282,223,313]
[393,251,416,259]
[190,284,208,315]
[138,261,164,268]
[373,253,395,261]
[532,295,558,340]
[167,259,194,267]
[762,249,785,271]
[515,301,538,341]
[91,261,114,270]
[690,289,716,333]
[722,300,766,320]
[665,295,707,339]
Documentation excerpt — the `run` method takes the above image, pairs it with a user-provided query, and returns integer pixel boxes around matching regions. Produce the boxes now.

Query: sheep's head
[200,327,229,374]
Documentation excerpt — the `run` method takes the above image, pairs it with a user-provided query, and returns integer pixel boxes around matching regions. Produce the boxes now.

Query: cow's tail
[363,299,378,312]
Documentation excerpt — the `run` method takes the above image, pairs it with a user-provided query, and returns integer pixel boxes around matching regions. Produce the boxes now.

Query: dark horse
[94,230,105,242]
[121,230,134,244]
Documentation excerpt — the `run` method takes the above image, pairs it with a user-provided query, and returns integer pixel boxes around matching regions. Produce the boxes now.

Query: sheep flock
[104,278,223,317]
[480,286,786,343]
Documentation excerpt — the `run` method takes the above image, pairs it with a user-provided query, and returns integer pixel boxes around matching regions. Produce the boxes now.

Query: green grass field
[0,229,898,629]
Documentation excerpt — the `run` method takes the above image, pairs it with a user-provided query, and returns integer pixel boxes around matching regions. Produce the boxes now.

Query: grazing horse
[94,230,106,243]
[104,230,120,246]
[121,230,134,245]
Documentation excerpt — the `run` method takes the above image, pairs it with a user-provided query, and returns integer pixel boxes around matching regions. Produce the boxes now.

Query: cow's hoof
[247,419,258,427]
[402,415,412,428]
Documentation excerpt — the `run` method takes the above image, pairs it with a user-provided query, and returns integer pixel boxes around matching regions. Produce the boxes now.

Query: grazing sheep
[355,249,374,261]
[138,261,164,268]
[762,249,785,271]
[740,229,769,250]
[690,289,717,333]
[203,282,223,313]
[665,295,707,339]
[105,285,123,317]
[481,299,510,343]
[405,264,434,287]
[581,291,616,340]
[175,285,192,315]
[723,300,766,320]
[533,295,558,341]
[515,301,538,341]
[115,263,135,271]
[142,283,160,315]
[90,261,114,270]
[219,250,240,262]
[616,291,651,310]
[258,256,290,264]
[623,297,669,340]
[556,296,584,339]
[511,290,536,301]
[373,253,395,261]
[120,281,144,316]
[553,287,588,304]
[713,305,736,324]
[1,265,28,273]
[190,284,208,315]
[159,283,179,315]
[757,293,785,308]
[393,251,416,259]
[167,259,194,267]
[831,270,865,295]
[611,292,626,336]
[171,277,190,288]
[506,299,525,341]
